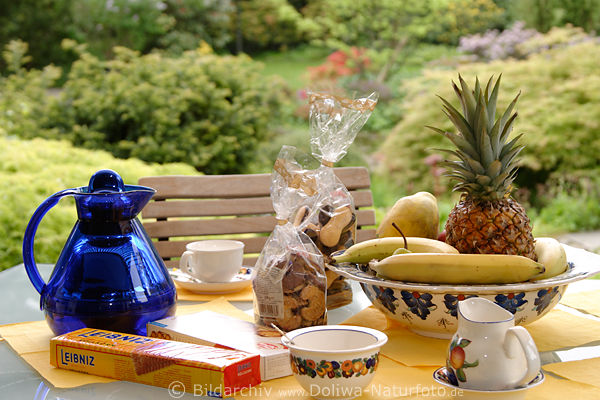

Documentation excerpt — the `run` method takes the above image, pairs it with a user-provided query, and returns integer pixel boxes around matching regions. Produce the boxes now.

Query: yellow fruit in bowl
[377,192,439,239]
[532,237,568,280]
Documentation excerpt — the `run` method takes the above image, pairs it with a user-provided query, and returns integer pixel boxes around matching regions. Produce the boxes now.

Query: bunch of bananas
[331,237,567,284]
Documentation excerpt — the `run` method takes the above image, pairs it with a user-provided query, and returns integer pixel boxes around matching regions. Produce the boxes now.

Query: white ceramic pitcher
[446,297,541,391]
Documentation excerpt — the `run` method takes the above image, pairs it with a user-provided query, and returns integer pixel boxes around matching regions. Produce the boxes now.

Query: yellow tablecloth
[561,290,600,317]
[2,292,600,398]
[0,298,251,388]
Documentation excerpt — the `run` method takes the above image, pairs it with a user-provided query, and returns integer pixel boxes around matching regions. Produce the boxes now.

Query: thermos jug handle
[22,189,78,294]
[504,326,541,387]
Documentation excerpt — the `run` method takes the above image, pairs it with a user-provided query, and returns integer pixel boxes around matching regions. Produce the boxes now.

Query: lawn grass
[252,45,330,90]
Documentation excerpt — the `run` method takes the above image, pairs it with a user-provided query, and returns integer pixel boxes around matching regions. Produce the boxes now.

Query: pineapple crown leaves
[426,74,525,201]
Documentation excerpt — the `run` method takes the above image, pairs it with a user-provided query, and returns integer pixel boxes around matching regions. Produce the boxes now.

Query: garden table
[1,258,600,400]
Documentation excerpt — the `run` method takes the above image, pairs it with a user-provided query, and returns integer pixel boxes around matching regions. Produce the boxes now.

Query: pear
[377,192,439,239]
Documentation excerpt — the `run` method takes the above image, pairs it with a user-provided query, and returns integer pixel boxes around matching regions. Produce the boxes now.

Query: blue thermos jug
[22,169,176,335]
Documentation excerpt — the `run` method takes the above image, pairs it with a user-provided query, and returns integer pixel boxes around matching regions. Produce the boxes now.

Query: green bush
[70,0,174,59]
[301,0,501,85]
[303,0,431,52]
[233,0,315,53]
[517,24,599,57]
[532,191,600,236]
[37,43,287,174]
[159,0,234,53]
[424,0,505,45]
[379,41,600,231]
[0,0,74,72]
[0,41,62,138]
[0,136,197,272]
[507,0,600,33]
[303,0,503,49]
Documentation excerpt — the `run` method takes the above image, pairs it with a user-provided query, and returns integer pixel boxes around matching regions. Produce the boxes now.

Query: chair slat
[155,226,377,260]
[334,167,371,190]
[145,215,278,238]
[139,167,370,200]
[140,174,271,199]
[154,236,269,259]
[244,256,259,267]
[141,167,376,269]
[357,229,377,242]
[352,191,373,209]
[142,190,373,219]
[164,233,377,268]
[356,209,376,227]
[145,210,375,239]
[143,197,273,219]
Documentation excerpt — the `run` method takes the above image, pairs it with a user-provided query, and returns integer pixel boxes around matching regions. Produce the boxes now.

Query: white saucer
[169,267,254,294]
[433,367,544,400]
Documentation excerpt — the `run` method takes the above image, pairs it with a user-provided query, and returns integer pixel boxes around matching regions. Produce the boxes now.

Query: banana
[393,247,412,255]
[531,237,567,280]
[331,237,459,264]
[371,253,545,284]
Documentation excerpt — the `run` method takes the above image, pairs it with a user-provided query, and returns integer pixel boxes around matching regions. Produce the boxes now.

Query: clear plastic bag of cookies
[277,92,377,264]
[302,92,378,304]
[304,91,378,259]
[253,151,327,332]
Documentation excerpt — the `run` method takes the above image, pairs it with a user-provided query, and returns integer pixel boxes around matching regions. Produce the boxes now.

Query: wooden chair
[139,167,377,269]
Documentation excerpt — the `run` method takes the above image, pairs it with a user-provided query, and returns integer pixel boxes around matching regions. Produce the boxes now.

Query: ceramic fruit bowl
[433,367,544,400]
[282,325,387,400]
[327,244,600,338]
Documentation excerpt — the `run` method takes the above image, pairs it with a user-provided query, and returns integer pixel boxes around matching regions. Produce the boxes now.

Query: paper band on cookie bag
[273,158,317,196]
[253,149,327,332]
[308,92,378,113]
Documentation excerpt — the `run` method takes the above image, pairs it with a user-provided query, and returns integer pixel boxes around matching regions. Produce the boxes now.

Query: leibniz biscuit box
[148,310,292,380]
[50,328,260,397]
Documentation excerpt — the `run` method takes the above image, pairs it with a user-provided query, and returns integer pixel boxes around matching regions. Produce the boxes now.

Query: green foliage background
[379,40,600,234]
[2,1,600,272]
[506,0,600,33]
[29,43,288,174]
[0,136,197,271]
[0,0,74,71]
[2,0,599,74]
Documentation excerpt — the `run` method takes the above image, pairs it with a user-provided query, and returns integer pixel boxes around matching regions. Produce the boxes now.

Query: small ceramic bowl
[328,244,600,338]
[282,325,388,400]
[433,367,545,400]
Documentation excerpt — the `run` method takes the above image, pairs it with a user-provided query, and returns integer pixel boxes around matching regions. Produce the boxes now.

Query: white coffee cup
[179,240,244,283]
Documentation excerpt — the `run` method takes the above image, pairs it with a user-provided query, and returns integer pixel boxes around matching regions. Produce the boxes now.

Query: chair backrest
[139,167,376,268]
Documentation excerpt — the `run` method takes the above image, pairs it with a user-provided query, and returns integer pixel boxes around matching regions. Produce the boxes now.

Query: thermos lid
[88,169,125,193]
[74,169,156,221]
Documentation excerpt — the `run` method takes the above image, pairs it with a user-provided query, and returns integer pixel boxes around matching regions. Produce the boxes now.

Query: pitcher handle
[505,326,541,387]
[22,189,78,294]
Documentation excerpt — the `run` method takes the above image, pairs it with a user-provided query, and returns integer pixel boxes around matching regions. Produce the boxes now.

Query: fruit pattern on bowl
[283,325,388,400]
[360,281,566,338]
[291,353,380,379]
[328,245,600,338]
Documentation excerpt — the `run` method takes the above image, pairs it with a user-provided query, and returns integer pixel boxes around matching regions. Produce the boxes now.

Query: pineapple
[428,75,536,260]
